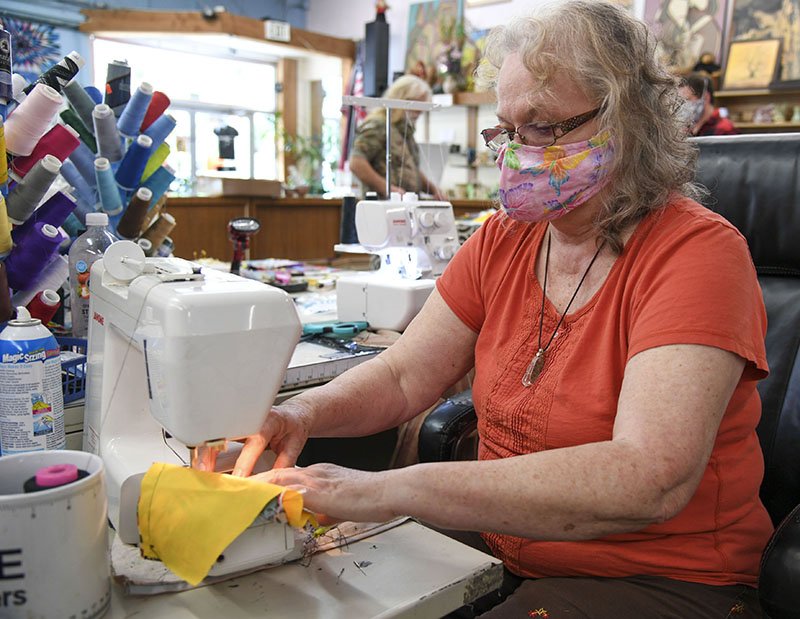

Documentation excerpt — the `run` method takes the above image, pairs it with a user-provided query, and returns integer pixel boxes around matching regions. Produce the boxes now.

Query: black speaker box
[364,19,390,97]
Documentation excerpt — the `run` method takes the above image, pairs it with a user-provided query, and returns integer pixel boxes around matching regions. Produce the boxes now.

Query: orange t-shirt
[436,196,773,586]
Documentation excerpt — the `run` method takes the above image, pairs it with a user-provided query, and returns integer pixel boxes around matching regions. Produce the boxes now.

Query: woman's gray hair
[476,0,701,252]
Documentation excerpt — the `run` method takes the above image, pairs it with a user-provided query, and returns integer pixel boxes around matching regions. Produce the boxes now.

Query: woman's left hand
[252,464,398,526]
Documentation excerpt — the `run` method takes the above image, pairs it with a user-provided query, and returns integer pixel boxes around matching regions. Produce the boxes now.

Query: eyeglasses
[481,107,602,151]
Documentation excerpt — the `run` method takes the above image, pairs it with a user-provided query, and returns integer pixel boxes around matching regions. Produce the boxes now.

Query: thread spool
[139,198,163,234]
[0,195,12,258]
[115,134,152,191]
[92,103,123,163]
[4,84,63,156]
[140,212,175,251]
[143,113,176,151]
[62,213,84,239]
[155,236,174,258]
[83,86,101,106]
[104,60,131,117]
[10,254,68,308]
[60,109,97,153]
[136,238,153,256]
[23,51,84,95]
[94,158,123,216]
[59,160,97,221]
[26,289,61,325]
[67,140,98,188]
[141,91,170,131]
[0,29,11,109]
[116,187,152,239]
[11,124,80,177]
[12,191,77,246]
[6,155,61,225]
[141,143,170,182]
[4,223,62,290]
[142,165,175,204]
[0,262,12,323]
[0,119,7,189]
[117,82,153,138]
[63,79,96,129]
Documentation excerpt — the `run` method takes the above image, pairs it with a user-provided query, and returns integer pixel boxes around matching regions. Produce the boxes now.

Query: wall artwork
[722,37,782,88]
[729,0,800,84]
[644,0,727,70]
[0,15,62,83]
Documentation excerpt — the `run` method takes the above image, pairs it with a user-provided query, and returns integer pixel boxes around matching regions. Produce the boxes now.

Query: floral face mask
[496,131,614,222]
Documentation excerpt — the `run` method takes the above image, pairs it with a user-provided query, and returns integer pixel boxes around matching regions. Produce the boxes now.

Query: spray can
[0,306,65,456]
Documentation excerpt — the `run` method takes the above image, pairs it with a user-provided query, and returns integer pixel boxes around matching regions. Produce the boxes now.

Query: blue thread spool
[142,165,176,204]
[59,161,97,221]
[95,158,123,216]
[115,134,152,192]
[63,79,97,131]
[67,141,97,188]
[6,155,61,225]
[12,191,77,246]
[92,103,123,163]
[143,113,176,151]
[85,86,102,105]
[62,212,85,238]
[4,223,62,291]
[117,82,153,138]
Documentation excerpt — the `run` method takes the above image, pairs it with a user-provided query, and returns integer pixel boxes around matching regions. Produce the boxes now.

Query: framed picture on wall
[722,38,782,89]
[726,0,800,87]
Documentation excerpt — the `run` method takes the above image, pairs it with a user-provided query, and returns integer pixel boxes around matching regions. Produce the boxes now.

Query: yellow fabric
[138,462,313,586]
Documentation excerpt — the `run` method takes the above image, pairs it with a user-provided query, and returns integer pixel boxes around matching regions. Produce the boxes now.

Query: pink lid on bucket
[35,464,79,488]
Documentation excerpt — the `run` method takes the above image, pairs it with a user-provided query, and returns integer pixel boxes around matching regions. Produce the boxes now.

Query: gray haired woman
[236,2,771,616]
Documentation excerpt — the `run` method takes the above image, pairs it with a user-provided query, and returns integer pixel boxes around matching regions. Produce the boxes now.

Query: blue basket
[57,337,87,404]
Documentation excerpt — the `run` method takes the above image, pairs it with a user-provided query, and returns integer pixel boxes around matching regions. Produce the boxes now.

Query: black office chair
[419,133,800,619]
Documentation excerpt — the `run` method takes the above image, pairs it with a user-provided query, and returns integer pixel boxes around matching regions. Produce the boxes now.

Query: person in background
[679,72,738,136]
[236,2,771,616]
[349,74,447,199]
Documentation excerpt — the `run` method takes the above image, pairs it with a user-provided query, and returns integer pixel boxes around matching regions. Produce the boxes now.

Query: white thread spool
[4,84,64,156]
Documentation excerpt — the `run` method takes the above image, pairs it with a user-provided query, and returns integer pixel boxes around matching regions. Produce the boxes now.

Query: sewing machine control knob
[435,245,456,260]
[434,212,450,227]
[419,211,436,228]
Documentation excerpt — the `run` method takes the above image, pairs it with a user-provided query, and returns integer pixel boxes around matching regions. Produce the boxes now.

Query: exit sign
[264,20,291,43]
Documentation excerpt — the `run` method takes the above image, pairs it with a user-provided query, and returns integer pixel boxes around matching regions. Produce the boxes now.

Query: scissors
[302,321,369,337]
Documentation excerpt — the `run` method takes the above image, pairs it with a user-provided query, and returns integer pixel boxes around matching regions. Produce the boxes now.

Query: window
[92,38,278,195]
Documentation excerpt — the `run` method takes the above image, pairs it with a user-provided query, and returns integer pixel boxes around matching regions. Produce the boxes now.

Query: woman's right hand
[232,399,315,477]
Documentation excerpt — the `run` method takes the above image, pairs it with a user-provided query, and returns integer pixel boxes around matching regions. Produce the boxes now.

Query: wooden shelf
[452,91,496,106]
[717,88,800,98]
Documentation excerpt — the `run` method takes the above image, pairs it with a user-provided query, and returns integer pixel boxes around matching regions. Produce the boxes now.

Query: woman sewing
[349,74,446,199]
[235,2,772,616]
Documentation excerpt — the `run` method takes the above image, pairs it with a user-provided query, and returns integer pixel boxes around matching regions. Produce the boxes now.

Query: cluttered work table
[109,520,503,618]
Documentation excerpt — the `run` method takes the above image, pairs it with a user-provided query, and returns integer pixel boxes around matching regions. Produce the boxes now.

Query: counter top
[108,520,503,618]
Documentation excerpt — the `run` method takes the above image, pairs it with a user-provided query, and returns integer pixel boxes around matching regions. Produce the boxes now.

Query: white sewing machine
[82,241,303,578]
[336,192,460,331]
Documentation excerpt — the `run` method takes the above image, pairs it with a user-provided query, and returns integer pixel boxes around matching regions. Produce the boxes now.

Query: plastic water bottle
[68,212,117,337]
[0,306,65,455]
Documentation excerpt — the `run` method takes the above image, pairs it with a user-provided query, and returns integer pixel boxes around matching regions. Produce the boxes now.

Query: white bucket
[0,450,110,618]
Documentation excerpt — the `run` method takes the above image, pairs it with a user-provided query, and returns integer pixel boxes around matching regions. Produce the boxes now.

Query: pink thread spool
[4,84,63,156]
[11,124,81,177]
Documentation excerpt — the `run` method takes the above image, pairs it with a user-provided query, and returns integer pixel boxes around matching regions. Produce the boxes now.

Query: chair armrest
[759,502,800,619]
[418,389,477,462]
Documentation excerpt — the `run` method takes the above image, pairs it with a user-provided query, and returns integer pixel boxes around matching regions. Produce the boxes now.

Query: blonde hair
[476,0,702,252]
[365,74,433,125]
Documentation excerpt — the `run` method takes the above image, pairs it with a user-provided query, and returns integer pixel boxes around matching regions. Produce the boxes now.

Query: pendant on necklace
[522,348,545,387]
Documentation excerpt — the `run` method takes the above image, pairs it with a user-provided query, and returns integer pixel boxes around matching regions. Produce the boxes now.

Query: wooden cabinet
[715,89,800,133]
[166,196,494,262]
